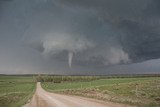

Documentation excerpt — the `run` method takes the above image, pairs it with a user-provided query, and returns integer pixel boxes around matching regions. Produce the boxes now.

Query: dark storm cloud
[56,0,160,62]
[0,0,160,74]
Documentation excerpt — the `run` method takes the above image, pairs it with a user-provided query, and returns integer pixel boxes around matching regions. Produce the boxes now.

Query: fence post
[135,84,138,97]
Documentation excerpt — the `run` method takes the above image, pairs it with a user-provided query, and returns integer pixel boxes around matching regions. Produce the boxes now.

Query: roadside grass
[0,75,36,107]
[42,77,160,107]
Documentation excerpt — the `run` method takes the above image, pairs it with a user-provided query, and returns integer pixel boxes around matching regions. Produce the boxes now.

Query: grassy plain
[0,75,36,107]
[42,76,160,107]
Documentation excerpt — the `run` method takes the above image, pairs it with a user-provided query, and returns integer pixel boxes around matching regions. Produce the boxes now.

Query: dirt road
[24,82,135,107]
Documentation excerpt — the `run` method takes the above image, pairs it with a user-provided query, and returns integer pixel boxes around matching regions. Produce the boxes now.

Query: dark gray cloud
[0,0,160,74]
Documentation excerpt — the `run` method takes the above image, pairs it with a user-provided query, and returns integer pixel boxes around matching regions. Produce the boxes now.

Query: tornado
[68,52,73,68]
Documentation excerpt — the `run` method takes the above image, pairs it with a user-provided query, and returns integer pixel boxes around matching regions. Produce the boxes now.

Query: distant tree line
[35,74,160,83]
[35,75,100,83]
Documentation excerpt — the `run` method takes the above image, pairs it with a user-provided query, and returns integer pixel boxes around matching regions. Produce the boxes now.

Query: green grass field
[42,77,160,107]
[0,75,159,107]
[0,75,36,107]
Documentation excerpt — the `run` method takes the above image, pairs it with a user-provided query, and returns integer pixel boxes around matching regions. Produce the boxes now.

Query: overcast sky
[0,0,160,75]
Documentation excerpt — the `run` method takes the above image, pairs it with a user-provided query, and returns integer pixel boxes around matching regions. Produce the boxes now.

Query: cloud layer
[0,0,160,74]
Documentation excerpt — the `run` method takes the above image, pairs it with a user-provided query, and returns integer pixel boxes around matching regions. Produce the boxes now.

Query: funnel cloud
[0,0,160,74]
[68,52,73,68]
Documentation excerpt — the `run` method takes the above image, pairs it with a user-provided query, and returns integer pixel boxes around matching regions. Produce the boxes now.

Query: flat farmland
[0,75,36,107]
[0,75,159,107]
[42,77,160,107]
